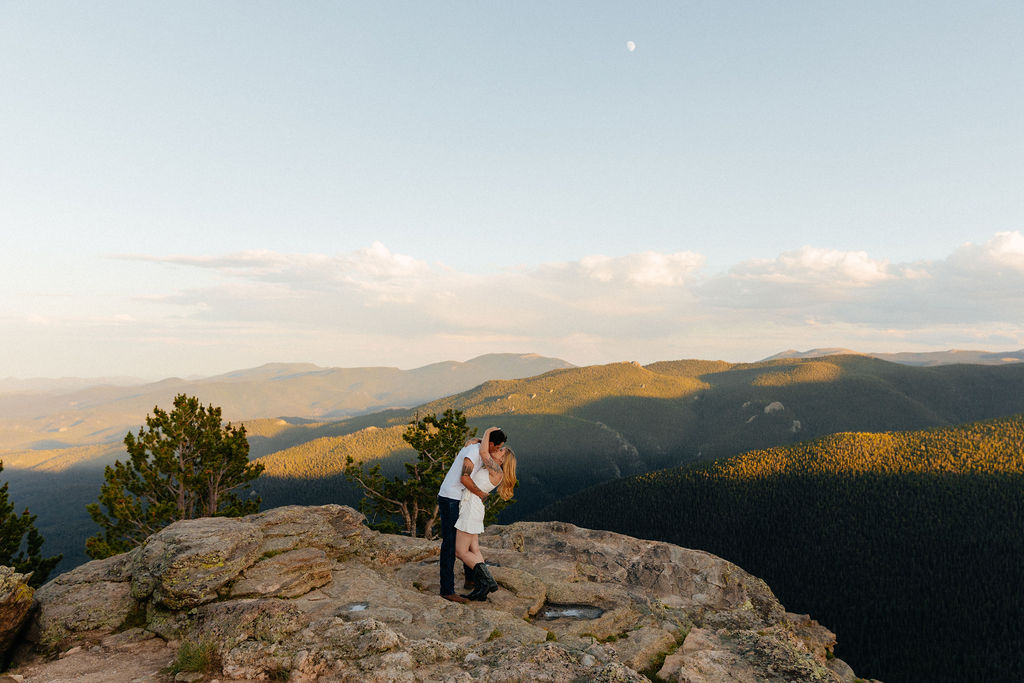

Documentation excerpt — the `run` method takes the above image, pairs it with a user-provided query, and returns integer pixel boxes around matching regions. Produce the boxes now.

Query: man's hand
[476,490,489,502]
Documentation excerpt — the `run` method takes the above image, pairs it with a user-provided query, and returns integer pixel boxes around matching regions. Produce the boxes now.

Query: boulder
[28,553,139,652]
[0,567,34,655]
[250,504,371,559]
[130,516,263,608]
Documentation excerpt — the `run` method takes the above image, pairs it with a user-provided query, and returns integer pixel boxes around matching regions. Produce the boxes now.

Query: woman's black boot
[466,564,490,601]
[477,562,499,594]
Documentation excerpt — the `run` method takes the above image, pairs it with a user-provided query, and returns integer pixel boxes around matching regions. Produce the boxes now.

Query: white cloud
[577,251,704,287]
[126,235,1024,337]
[129,247,707,336]
[698,232,1024,328]
[8,233,1024,377]
[946,231,1024,273]
[727,246,893,287]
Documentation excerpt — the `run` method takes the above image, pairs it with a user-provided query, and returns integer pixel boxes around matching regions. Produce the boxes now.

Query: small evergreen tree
[0,462,61,587]
[343,409,512,539]
[85,394,264,559]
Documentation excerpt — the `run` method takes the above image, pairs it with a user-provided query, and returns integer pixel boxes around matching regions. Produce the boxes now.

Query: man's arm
[459,457,488,501]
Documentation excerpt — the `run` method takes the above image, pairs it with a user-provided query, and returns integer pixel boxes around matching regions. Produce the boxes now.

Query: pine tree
[85,394,265,559]
[0,462,61,587]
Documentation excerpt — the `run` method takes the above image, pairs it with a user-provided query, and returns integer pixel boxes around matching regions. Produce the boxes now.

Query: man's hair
[488,429,507,446]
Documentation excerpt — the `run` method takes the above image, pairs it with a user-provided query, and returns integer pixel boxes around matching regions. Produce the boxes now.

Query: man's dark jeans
[438,495,461,595]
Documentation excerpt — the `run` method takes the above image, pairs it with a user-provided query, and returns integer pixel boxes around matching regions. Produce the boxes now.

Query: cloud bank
[7,233,1024,377]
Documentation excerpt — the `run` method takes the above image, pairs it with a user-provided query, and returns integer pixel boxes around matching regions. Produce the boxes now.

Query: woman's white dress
[455,463,498,534]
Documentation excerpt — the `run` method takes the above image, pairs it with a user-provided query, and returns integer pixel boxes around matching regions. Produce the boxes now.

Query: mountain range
[3,347,1019,453]
[0,353,573,452]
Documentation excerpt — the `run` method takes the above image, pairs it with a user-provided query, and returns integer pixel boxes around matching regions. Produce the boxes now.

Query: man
[436,427,506,603]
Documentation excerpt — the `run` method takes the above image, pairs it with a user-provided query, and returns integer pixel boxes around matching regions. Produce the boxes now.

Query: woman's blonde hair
[497,448,518,501]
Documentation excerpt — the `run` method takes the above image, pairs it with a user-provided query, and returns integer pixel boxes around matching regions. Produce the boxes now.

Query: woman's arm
[479,427,502,474]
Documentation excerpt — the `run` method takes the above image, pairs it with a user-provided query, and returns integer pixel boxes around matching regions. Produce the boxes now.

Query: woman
[454,426,518,601]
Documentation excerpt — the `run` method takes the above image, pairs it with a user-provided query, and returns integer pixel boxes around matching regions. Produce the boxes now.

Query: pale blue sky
[2,2,1023,378]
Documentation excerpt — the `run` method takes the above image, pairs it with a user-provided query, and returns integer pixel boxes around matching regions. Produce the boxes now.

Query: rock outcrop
[10,505,875,682]
[0,566,34,657]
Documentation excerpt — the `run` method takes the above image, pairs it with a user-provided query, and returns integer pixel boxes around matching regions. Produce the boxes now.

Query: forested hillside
[533,414,1024,683]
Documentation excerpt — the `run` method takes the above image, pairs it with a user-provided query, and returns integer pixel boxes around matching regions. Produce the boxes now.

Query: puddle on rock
[338,602,369,613]
[536,603,604,620]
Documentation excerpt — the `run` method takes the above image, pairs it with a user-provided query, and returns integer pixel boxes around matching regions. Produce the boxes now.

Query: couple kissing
[436,426,518,603]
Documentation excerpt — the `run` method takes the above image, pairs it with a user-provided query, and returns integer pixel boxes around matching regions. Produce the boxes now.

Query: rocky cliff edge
[6,505,875,682]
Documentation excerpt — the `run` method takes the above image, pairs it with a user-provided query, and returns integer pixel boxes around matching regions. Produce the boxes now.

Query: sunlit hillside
[420,361,709,414]
[258,425,411,478]
[0,442,122,472]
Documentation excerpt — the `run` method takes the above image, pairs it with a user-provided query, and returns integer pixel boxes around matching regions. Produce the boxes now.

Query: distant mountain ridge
[0,353,574,451]
[763,347,1024,366]
[0,376,151,394]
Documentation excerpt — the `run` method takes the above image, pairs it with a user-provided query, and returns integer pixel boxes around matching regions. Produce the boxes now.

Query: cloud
[729,246,894,287]
[18,231,1023,376]
[946,231,1024,273]
[701,245,896,308]
[696,232,1024,328]
[122,243,435,298]
[120,233,1024,335]
[121,246,706,335]
[576,251,704,287]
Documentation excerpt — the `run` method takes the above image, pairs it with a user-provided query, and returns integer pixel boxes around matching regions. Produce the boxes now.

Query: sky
[2,2,1023,379]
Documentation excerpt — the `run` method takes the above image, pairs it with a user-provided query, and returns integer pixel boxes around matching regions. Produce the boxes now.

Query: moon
[626,41,636,52]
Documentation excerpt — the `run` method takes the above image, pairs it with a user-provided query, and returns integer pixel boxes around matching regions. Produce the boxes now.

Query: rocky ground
[4,505,876,682]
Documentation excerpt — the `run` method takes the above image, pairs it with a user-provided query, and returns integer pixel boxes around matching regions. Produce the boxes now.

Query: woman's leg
[456,530,484,567]
[461,531,492,601]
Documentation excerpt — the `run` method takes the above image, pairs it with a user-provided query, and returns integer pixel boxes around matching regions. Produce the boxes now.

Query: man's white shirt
[438,444,483,501]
